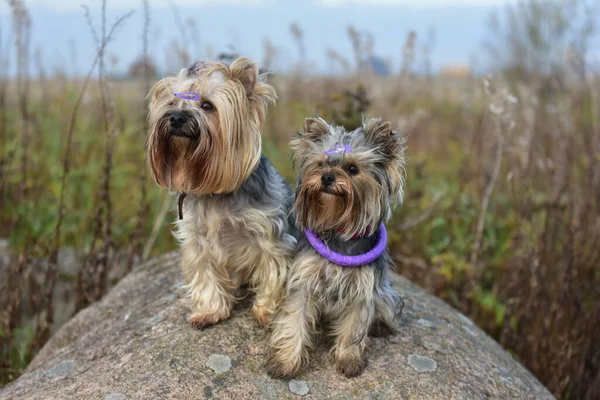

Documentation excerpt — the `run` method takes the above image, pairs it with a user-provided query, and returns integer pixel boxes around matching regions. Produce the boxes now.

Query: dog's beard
[165,116,204,142]
[147,105,261,195]
[148,111,202,192]
[294,174,352,233]
[294,173,389,239]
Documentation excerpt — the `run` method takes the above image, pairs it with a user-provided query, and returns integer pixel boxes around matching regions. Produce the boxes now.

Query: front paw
[188,310,230,329]
[265,352,302,379]
[369,320,397,337]
[336,356,368,378]
[252,304,274,327]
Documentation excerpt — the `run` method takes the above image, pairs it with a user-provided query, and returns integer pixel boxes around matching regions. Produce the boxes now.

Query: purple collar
[304,223,387,267]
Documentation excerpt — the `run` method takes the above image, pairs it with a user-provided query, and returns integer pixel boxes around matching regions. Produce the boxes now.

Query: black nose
[169,113,187,128]
[321,173,336,186]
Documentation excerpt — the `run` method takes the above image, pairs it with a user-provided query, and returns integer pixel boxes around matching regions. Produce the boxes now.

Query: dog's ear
[301,117,330,141]
[363,118,405,203]
[362,118,402,158]
[363,118,392,139]
[230,57,259,96]
[147,77,175,103]
[289,117,330,169]
[230,57,276,127]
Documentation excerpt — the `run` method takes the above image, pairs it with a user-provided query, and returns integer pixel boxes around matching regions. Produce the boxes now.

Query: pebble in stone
[495,366,515,385]
[171,280,187,291]
[104,393,126,400]
[288,379,310,396]
[206,354,232,374]
[150,313,163,326]
[417,318,435,328]
[408,354,437,372]
[165,294,177,302]
[422,341,443,352]
[44,360,76,378]
[462,325,478,337]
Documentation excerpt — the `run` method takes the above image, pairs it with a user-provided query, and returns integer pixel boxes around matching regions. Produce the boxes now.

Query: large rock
[1,252,553,400]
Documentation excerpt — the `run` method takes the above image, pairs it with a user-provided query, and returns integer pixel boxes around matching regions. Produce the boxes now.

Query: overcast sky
[2,0,593,76]
[1,0,515,12]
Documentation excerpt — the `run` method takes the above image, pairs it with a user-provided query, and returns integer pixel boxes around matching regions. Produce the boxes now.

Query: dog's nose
[169,113,187,128]
[321,173,336,186]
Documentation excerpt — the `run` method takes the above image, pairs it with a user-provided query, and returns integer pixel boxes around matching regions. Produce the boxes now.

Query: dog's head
[146,57,276,195]
[291,117,405,239]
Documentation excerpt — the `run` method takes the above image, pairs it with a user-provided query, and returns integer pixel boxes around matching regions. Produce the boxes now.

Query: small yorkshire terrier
[146,57,296,328]
[266,117,405,378]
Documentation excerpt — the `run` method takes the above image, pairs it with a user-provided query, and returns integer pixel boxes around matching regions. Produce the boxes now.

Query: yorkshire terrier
[266,117,405,378]
[146,57,296,328]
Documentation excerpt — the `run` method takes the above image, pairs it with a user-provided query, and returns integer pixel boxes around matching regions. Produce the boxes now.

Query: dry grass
[0,0,599,398]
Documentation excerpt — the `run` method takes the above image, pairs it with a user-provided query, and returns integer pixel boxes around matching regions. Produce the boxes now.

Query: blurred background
[0,0,599,398]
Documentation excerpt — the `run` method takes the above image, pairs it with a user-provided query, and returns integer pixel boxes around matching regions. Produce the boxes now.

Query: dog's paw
[251,305,273,328]
[188,310,229,330]
[369,320,397,337]
[336,356,368,378]
[265,354,301,379]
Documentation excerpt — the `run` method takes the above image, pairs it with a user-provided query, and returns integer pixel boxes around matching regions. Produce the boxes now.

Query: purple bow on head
[174,91,201,101]
[324,144,351,155]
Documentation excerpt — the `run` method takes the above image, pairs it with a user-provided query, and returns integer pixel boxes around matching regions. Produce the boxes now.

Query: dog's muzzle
[170,112,187,129]
[167,111,200,140]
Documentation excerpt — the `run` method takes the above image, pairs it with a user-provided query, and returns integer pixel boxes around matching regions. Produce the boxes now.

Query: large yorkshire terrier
[146,58,296,328]
[267,117,405,378]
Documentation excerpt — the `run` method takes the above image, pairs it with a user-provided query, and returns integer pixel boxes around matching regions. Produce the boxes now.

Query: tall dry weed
[75,2,134,313]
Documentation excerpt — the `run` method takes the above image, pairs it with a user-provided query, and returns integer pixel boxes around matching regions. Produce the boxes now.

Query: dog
[266,117,405,378]
[146,57,296,328]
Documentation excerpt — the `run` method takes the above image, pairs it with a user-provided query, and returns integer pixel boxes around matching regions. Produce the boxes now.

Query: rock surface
[0,252,554,400]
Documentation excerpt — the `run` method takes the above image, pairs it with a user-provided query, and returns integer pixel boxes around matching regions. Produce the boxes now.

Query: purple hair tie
[324,144,351,155]
[304,223,387,267]
[174,91,200,101]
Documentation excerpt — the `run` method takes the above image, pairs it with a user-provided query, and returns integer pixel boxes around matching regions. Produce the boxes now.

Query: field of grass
[1,0,599,398]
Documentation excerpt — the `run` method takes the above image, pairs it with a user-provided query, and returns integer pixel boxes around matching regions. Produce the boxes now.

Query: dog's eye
[200,101,215,112]
[347,165,359,175]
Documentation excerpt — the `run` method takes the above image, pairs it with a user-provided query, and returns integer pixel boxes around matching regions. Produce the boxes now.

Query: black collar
[178,193,187,220]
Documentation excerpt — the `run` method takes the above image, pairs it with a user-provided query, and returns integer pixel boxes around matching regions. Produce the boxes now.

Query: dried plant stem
[398,191,443,231]
[142,191,172,261]
[400,31,417,76]
[75,4,134,313]
[470,131,505,267]
[167,0,189,58]
[326,48,350,74]
[290,23,306,68]
[0,27,10,152]
[95,0,115,303]
[2,254,26,344]
[32,9,133,350]
[0,28,11,214]
[33,48,98,352]
[347,26,362,71]
[2,0,31,366]
[10,0,31,202]
[128,0,151,271]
